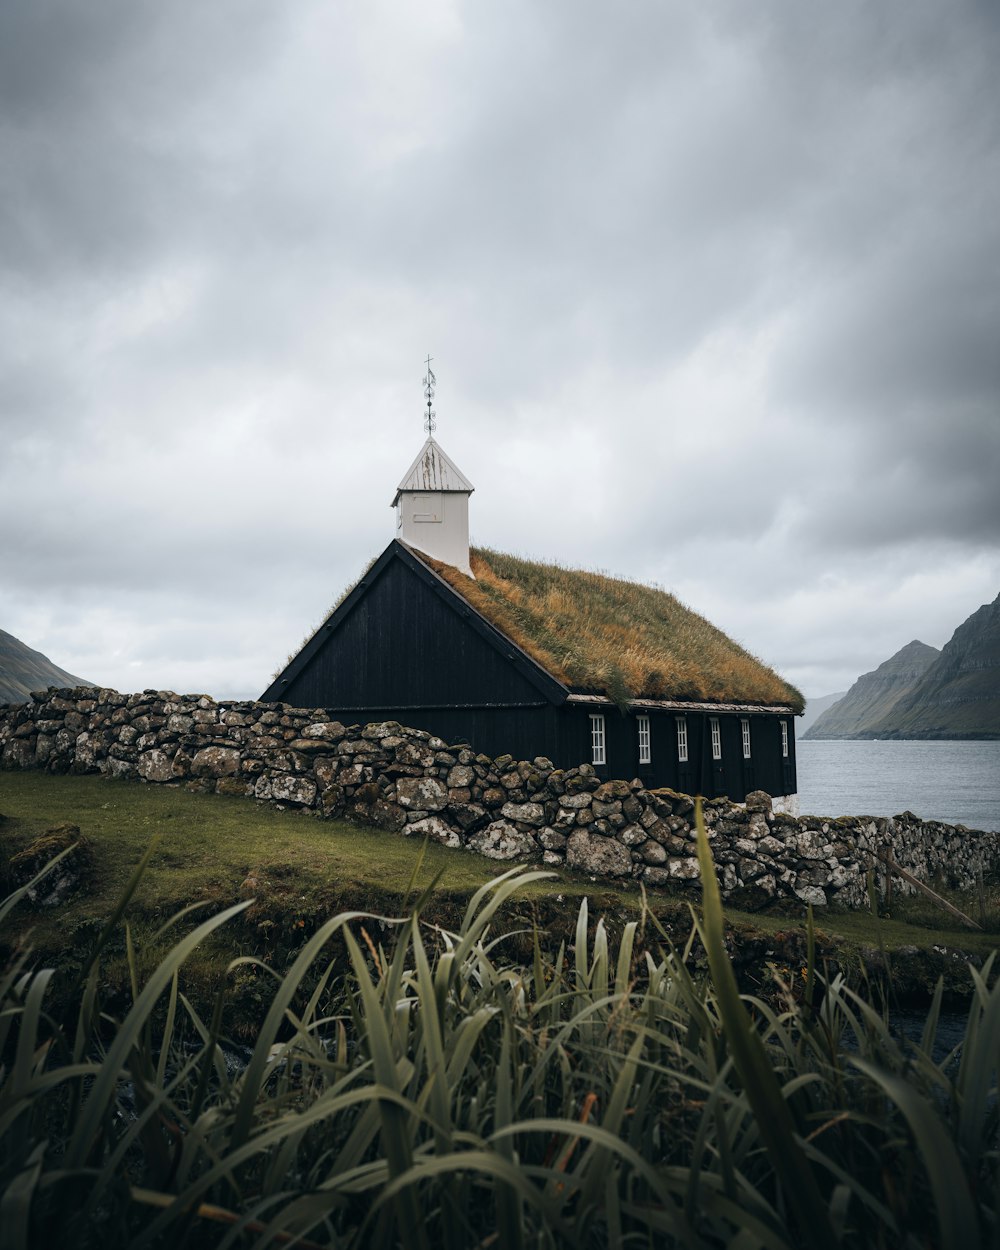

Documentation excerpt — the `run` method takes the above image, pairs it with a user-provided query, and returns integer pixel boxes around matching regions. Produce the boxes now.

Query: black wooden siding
[264,541,798,801]
[278,556,546,712]
[582,707,795,802]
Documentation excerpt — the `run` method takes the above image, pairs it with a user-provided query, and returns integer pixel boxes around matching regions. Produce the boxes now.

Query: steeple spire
[423,355,436,436]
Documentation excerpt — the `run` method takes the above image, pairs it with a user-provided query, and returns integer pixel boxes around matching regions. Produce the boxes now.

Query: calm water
[795,739,1000,832]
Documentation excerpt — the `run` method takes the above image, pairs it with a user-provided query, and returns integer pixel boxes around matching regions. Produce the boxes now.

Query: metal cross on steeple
[423,355,437,436]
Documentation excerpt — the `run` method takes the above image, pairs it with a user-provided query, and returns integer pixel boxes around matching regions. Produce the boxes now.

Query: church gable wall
[277,554,547,712]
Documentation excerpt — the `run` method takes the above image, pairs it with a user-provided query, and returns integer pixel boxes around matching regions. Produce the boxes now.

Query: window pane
[676,716,688,762]
[590,714,606,765]
[638,715,651,764]
[741,718,751,760]
[710,717,721,761]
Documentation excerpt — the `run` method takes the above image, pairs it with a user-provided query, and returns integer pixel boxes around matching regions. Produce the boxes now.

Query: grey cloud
[0,1,284,279]
[1,0,998,701]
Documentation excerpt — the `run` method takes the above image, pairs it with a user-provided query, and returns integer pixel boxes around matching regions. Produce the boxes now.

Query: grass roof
[421,546,804,712]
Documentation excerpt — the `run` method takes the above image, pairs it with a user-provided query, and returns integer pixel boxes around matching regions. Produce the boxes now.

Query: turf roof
[419,546,804,712]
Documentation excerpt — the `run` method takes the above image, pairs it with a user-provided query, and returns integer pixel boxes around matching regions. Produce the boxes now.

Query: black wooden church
[262,433,802,808]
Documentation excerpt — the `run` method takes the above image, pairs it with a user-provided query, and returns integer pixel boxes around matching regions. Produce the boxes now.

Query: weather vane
[423,354,436,436]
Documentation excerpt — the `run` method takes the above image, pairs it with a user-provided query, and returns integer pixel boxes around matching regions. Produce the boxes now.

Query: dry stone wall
[2,687,997,909]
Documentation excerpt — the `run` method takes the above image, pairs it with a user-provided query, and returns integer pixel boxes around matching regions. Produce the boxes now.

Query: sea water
[795,739,1000,832]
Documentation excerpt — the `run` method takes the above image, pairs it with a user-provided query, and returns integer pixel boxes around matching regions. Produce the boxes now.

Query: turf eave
[565,693,802,714]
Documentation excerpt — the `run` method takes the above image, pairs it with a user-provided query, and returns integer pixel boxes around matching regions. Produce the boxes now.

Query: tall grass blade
[65,898,252,1169]
[851,1057,981,1246]
[9,969,54,1103]
[155,969,179,1089]
[920,976,944,1058]
[130,1084,434,1249]
[0,1141,46,1250]
[230,909,368,1149]
[954,965,1000,1164]
[69,837,162,991]
[343,927,427,1250]
[492,1117,697,1242]
[692,799,838,1250]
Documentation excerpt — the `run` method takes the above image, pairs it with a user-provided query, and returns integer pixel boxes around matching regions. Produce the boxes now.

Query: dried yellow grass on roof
[420,546,804,711]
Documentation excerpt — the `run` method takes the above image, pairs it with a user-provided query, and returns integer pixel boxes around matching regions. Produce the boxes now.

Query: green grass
[1,801,997,1248]
[0,770,519,917]
[0,772,634,1028]
[1,772,997,1024]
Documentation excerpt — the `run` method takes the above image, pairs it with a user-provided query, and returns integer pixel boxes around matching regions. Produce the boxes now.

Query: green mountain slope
[802,641,940,739]
[0,629,94,704]
[872,592,1000,739]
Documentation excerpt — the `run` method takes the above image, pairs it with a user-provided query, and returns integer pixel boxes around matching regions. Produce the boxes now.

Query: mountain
[802,640,940,739]
[0,629,95,704]
[873,592,1000,739]
[797,690,847,736]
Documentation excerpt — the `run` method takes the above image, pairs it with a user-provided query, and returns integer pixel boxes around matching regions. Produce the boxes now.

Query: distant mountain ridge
[804,592,1000,740]
[797,690,848,736]
[881,592,1000,738]
[803,640,940,739]
[0,629,94,704]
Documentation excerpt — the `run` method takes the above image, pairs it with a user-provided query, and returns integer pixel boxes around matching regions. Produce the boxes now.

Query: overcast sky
[2,0,998,707]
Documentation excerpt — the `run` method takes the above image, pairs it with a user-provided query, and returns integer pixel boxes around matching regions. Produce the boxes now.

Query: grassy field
[2,772,1000,1246]
[2,780,997,1246]
[1,770,997,1027]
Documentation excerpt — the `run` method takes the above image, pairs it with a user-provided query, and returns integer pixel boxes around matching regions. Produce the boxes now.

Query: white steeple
[391,361,475,576]
[392,437,475,576]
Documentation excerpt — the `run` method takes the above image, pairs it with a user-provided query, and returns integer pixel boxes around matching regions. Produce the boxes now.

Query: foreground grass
[1,772,998,1024]
[0,802,997,1248]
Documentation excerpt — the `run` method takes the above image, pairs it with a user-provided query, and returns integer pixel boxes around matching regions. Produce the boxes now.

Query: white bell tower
[391,360,475,577]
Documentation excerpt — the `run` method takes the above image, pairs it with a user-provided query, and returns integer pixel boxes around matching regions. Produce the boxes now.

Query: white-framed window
[780,719,789,758]
[710,717,722,761]
[590,714,606,765]
[675,716,688,762]
[637,715,651,764]
[741,717,752,760]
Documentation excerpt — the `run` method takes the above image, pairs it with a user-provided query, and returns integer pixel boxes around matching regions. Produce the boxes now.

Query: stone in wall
[191,746,241,777]
[405,815,461,848]
[566,830,633,878]
[468,820,536,860]
[396,776,448,811]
